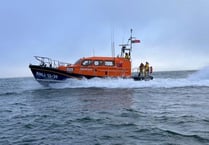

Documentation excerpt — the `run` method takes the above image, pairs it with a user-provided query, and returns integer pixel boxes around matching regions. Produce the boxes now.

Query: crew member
[138,63,144,77]
[125,53,130,59]
[145,62,149,77]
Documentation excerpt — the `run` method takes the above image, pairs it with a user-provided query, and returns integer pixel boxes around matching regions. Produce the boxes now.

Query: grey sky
[0,0,209,77]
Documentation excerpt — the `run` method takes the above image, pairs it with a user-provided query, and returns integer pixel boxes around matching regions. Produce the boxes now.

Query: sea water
[0,69,209,145]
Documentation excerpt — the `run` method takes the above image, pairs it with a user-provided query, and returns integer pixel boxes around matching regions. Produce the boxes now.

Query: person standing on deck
[138,63,144,77]
[145,62,150,77]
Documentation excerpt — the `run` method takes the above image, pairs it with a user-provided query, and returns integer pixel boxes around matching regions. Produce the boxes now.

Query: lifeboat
[29,29,153,84]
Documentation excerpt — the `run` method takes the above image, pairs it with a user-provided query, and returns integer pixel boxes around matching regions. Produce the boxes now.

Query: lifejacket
[145,64,149,71]
[139,64,144,72]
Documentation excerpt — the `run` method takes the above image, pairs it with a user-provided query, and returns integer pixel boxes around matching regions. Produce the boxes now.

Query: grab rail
[34,56,71,68]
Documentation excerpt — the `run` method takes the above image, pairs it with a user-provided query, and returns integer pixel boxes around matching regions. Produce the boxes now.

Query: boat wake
[46,67,209,89]
[48,76,209,89]
[188,66,209,80]
[21,67,209,90]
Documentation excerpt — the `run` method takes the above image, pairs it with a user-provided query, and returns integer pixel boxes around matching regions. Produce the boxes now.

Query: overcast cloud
[0,0,209,77]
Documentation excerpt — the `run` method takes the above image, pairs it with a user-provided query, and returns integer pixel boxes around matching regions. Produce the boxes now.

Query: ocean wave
[133,127,209,144]
[0,92,20,97]
[160,128,209,143]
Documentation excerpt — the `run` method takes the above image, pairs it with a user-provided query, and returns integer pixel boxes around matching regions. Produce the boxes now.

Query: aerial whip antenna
[130,29,133,51]
[111,28,115,57]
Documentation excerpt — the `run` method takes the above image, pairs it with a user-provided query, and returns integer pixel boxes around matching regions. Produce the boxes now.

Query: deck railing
[34,56,71,68]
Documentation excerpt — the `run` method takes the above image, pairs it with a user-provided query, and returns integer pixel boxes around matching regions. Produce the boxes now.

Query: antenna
[111,29,115,57]
[92,48,95,56]
[130,28,133,51]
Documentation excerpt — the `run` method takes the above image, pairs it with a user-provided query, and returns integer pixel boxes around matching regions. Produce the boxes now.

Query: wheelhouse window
[104,61,114,66]
[82,60,92,66]
[94,60,103,66]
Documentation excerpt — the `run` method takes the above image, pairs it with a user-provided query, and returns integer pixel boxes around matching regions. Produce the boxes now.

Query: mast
[120,29,140,59]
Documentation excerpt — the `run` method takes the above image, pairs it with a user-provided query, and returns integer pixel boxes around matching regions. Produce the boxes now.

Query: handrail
[34,56,71,68]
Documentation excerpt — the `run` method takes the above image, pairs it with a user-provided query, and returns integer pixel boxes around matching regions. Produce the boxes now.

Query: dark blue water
[1,70,209,145]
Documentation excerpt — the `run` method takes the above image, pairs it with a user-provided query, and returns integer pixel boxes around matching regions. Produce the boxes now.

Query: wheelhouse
[63,56,131,78]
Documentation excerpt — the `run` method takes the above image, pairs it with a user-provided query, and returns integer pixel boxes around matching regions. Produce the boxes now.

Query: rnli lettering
[36,72,46,78]
[36,72,58,79]
[80,68,93,71]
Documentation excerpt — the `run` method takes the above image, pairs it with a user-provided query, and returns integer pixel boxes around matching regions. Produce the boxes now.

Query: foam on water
[21,67,209,90]
[188,66,209,80]
[49,77,209,89]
